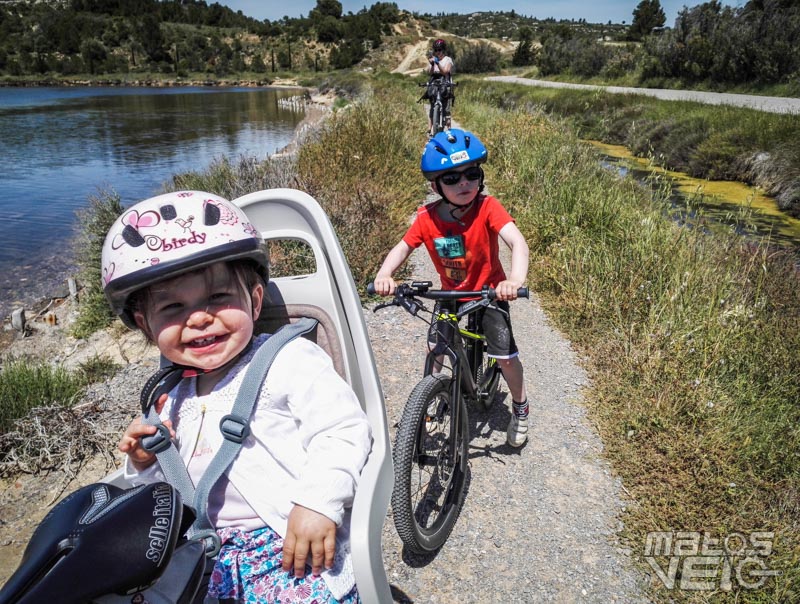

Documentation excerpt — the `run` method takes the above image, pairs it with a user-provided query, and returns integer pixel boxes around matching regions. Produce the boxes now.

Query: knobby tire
[474,345,501,411]
[391,375,468,554]
[431,101,443,135]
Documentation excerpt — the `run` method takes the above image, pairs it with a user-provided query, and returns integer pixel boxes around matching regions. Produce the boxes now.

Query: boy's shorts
[427,300,519,359]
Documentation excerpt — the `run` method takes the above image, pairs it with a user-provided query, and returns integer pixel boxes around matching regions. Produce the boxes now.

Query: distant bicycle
[369,280,528,553]
[419,79,456,137]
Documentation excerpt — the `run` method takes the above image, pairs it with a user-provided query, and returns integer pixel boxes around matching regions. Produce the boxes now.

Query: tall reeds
[457,81,799,602]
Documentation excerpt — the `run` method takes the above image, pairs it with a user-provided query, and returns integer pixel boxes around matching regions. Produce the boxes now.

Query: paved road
[486,76,800,115]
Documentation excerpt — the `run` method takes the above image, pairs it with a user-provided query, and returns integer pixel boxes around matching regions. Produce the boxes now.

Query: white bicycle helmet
[101,190,268,328]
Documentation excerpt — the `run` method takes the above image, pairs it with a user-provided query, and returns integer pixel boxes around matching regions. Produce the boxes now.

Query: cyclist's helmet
[101,190,268,328]
[432,38,447,52]
[420,128,488,181]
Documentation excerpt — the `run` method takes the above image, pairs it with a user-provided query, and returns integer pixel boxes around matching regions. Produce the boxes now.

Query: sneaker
[506,415,528,447]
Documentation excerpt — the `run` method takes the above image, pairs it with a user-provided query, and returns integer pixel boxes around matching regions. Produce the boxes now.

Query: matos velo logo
[644,530,780,591]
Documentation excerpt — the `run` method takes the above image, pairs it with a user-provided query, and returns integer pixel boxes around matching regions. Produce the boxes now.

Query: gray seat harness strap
[139,317,319,556]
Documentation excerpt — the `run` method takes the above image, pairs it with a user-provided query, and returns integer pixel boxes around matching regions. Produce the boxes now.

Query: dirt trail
[365,190,650,601]
[486,76,800,115]
[393,41,428,75]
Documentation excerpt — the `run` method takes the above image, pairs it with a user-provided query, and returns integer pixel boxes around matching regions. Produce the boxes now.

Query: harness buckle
[140,423,173,454]
[193,529,222,558]
[219,414,251,444]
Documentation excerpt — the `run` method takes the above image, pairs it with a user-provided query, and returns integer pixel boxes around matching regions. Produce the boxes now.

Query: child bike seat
[234,189,393,603]
[0,482,197,604]
[101,189,394,603]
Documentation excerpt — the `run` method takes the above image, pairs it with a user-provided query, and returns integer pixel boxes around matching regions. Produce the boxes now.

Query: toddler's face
[134,262,262,373]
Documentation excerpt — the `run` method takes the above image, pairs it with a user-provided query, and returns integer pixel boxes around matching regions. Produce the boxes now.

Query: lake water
[0,86,305,319]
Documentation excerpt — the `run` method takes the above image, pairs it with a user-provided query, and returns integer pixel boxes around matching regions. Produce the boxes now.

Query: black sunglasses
[439,166,482,186]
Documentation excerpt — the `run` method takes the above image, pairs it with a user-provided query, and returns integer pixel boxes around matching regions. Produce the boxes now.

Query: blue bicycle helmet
[420,128,488,181]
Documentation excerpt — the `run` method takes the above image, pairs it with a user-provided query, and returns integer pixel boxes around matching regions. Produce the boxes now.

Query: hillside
[0,3,597,82]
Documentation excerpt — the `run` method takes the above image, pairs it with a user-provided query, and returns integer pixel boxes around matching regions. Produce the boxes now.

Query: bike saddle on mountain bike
[0,481,203,604]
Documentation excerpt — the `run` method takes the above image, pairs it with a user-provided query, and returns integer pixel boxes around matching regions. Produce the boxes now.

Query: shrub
[0,358,85,434]
[457,42,501,74]
[71,189,124,339]
[293,84,422,289]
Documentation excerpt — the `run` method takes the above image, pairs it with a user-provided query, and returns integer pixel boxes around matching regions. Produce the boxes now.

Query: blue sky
[217,1,741,26]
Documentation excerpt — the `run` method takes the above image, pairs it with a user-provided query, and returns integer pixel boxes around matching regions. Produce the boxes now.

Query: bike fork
[447,372,464,465]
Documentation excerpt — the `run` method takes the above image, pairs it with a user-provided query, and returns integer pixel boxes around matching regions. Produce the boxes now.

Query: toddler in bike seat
[103,190,371,603]
[374,129,531,447]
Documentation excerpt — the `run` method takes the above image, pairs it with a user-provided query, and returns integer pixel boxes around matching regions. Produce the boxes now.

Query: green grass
[71,189,125,339]
[0,354,120,434]
[292,77,425,290]
[462,78,800,217]
[170,154,299,200]
[0,359,82,433]
[452,83,799,601]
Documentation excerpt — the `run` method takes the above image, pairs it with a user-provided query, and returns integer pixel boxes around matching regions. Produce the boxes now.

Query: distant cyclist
[374,129,531,447]
[426,38,454,132]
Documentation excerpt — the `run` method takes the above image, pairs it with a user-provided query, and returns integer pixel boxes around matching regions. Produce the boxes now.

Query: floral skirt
[207,526,360,603]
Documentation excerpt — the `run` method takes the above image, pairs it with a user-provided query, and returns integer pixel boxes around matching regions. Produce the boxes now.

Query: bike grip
[487,287,529,299]
[366,282,377,295]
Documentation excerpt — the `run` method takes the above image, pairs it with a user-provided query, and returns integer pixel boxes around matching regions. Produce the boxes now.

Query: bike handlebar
[367,281,529,300]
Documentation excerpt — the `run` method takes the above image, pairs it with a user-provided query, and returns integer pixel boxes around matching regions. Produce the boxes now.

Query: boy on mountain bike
[374,129,531,447]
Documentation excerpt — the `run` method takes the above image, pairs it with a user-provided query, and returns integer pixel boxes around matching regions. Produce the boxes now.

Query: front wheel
[431,102,443,135]
[474,350,501,411]
[391,375,468,554]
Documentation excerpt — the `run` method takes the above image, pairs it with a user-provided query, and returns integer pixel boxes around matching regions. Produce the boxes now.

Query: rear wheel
[391,375,468,554]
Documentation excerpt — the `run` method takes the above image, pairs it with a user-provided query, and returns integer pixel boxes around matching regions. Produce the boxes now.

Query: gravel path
[486,75,800,115]
[364,225,650,602]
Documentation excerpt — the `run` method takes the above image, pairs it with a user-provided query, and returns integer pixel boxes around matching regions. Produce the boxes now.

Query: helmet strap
[139,338,255,412]
[435,190,478,226]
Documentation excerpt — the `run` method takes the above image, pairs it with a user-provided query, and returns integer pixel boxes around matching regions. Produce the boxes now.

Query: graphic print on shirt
[434,234,466,283]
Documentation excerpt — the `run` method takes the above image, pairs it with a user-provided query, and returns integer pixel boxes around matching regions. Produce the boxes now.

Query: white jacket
[125,333,372,598]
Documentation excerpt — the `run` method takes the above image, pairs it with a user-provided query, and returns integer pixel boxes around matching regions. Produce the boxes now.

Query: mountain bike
[419,79,456,137]
[368,281,528,554]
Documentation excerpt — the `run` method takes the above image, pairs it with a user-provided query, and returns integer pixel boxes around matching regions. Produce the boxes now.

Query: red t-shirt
[403,194,513,291]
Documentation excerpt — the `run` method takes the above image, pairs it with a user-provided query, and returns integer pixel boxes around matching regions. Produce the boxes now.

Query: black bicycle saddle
[0,481,190,604]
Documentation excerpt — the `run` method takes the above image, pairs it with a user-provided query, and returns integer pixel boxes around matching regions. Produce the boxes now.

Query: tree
[512,26,536,66]
[251,53,266,73]
[80,38,107,74]
[316,16,342,43]
[457,42,501,73]
[313,0,342,20]
[136,14,167,62]
[630,0,666,40]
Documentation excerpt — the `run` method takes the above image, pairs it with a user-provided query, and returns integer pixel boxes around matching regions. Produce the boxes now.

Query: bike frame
[423,308,487,398]
[420,300,499,477]
[419,80,456,136]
